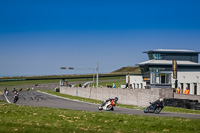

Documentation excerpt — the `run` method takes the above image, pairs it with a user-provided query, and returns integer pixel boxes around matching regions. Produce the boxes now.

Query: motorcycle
[13,95,18,103]
[5,90,9,96]
[4,88,9,96]
[98,97,118,111]
[144,99,164,114]
[13,92,19,103]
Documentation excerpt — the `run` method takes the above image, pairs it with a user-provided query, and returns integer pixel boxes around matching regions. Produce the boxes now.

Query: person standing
[113,83,116,88]
[176,87,180,94]
[184,87,190,94]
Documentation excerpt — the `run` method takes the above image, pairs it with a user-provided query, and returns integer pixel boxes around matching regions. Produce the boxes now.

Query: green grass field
[0,75,125,87]
[1,100,200,133]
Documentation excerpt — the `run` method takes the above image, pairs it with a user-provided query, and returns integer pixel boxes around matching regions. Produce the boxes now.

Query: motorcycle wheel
[14,99,16,103]
[98,106,103,110]
[144,107,149,113]
[14,97,18,103]
[106,105,113,111]
[154,107,162,114]
[110,106,114,111]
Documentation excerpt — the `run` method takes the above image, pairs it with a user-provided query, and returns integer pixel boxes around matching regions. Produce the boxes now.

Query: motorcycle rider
[150,97,163,109]
[144,97,164,113]
[4,87,9,95]
[102,97,118,106]
[13,91,19,103]
[4,87,7,93]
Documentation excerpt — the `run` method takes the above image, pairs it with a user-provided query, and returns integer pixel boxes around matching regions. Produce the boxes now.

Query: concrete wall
[174,93,200,102]
[60,87,174,107]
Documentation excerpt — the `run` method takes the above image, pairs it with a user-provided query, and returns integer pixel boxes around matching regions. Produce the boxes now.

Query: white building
[126,49,200,95]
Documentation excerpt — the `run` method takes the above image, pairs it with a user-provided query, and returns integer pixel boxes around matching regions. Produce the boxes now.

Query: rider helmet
[114,97,118,101]
[159,97,163,102]
[15,91,18,94]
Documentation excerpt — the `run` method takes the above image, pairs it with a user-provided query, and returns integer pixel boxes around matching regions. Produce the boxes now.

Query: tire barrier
[164,98,200,110]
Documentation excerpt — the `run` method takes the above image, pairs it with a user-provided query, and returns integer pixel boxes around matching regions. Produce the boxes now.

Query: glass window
[151,72,171,84]
[155,74,160,84]
[187,83,190,90]
[180,83,184,90]
[194,83,197,95]
[161,74,165,84]
[166,74,171,84]
[148,53,153,60]
[153,53,161,60]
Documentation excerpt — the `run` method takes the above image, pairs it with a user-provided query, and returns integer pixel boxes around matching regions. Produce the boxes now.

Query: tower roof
[143,49,200,54]
[137,60,200,66]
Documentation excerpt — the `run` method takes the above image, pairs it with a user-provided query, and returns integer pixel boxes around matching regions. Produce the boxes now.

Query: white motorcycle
[5,90,9,96]
[4,88,9,96]
[98,97,118,111]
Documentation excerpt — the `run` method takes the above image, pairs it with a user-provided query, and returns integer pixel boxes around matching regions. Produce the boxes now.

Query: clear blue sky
[0,0,200,76]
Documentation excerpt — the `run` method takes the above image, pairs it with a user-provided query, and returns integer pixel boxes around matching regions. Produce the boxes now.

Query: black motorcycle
[13,95,18,103]
[13,91,19,103]
[144,100,164,114]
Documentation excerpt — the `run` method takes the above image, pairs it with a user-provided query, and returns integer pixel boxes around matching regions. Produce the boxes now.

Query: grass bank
[0,76,125,87]
[0,100,200,133]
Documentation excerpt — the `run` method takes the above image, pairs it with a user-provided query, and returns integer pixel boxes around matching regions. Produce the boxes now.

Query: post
[96,62,99,88]
[128,73,130,88]
[172,59,178,89]
[93,73,95,88]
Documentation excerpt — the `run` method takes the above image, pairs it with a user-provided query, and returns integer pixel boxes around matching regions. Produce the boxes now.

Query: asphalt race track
[3,90,200,119]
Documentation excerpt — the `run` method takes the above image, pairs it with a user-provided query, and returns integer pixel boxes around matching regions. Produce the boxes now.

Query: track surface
[4,90,200,119]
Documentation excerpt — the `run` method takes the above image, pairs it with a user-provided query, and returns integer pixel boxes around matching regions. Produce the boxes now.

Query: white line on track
[3,92,11,103]
[37,91,100,106]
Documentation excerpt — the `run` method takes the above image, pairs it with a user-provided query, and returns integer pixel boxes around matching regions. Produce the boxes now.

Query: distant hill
[111,67,141,74]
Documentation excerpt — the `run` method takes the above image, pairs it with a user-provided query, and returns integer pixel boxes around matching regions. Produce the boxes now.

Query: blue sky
[0,0,200,76]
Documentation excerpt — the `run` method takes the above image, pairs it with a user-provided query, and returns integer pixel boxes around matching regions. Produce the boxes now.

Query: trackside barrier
[60,87,174,107]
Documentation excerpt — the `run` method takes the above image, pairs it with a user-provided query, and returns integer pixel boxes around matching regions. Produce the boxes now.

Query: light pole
[60,62,99,88]
[96,62,99,88]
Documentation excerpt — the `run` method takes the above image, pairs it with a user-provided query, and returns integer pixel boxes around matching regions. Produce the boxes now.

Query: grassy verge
[162,106,200,114]
[0,76,125,87]
[0,79,60,87]
[40,90,200,114]
[0,100,200,133]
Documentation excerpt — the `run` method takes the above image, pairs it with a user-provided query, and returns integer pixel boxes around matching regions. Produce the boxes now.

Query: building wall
[127,71,200,95]
[176,71,200,95]
[60,87,174,107]
[177,71,200,84]
[126,75,146,89]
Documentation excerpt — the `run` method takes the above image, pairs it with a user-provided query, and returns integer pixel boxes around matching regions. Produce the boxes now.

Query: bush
[55,87,60,92]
